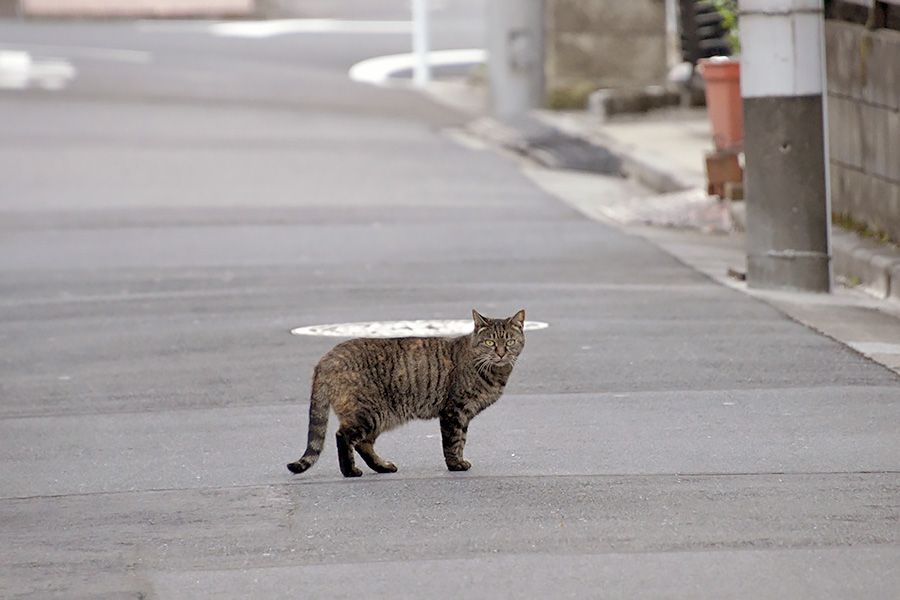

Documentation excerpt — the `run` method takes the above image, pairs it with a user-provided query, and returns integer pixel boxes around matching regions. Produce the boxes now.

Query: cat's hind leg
[356,437,398,474]
[335,426,363,477]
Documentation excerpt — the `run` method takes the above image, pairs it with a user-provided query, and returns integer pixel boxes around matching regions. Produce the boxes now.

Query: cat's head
[470,309,526,368]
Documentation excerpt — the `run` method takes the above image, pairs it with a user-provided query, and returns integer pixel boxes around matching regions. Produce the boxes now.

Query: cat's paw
[446,459,471,472]
[375,461,398,473]
[341,467,363,478]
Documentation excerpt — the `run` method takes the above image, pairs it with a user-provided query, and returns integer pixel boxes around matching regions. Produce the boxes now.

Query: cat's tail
[287,371,330,474]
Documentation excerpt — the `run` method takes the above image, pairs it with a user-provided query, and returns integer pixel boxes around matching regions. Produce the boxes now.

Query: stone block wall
[545,0,668,95]
[20,0,254,17]
[825,20,900,242]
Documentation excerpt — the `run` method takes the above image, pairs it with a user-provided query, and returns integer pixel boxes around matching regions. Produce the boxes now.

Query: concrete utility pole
[486,0,545,118]
[740,0,831,292]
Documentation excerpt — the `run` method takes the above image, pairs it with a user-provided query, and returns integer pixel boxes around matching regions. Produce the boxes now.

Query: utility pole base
[744,94,831,293]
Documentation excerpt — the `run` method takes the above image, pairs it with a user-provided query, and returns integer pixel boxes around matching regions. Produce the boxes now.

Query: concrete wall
[20,0,254,17]
[545,0,668,96]
[0,0,17,16]
[825,20,900,243]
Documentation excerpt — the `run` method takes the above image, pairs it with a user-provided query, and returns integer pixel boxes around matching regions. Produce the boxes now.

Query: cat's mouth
[475,354,515,372]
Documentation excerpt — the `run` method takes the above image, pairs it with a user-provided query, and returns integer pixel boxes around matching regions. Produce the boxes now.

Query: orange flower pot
[699,57,743,152]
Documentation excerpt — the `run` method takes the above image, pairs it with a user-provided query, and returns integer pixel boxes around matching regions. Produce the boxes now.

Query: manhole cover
[291,319,549,338]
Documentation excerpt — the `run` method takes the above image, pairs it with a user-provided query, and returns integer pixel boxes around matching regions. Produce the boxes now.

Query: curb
[465,115,623,176]
[469,111,701,194]
[832,230,900,302]
[468,110,735,233]
[531,110,699,195]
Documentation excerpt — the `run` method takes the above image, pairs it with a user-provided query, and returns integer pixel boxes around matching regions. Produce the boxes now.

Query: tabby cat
[287,309,526,477]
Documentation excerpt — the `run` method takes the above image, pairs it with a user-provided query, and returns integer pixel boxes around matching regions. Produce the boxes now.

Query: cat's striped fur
[287,310,526,477]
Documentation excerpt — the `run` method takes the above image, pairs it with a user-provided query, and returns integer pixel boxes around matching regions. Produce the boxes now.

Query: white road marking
[0,50,76,90]
[137,19,487,90]
[209,19,412,38]
[291,319,548,338]
[349,48,486,86]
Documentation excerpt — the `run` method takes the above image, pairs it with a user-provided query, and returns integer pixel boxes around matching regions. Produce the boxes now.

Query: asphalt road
[2,6,899,599]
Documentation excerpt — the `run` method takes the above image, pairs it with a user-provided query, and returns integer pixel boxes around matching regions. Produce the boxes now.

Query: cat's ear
[472,309,490,331]
[509,310,525,329]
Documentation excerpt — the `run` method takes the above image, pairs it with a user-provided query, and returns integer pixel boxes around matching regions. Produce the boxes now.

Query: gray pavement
[2,9,900,599]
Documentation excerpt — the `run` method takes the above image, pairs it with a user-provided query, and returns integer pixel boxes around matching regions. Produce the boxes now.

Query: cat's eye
[484,340,495,347]
[506,339,516,346]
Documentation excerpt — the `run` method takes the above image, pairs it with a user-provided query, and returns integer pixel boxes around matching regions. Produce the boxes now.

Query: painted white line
[0,50,76,91]
[0,51,30,89]
[291,319,548,338]
[209,19,412,38]
[349,48,486,86]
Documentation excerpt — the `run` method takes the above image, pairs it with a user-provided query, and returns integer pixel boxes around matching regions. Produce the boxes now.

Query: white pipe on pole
[412,0,430,85]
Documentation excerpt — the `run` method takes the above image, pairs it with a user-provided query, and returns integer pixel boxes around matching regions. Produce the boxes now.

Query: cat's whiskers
[472,352,520,373]
[473,354,494,375]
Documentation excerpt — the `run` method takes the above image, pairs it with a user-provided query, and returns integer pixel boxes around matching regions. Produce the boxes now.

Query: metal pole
[412,0,430,86]
[741,0,831,292]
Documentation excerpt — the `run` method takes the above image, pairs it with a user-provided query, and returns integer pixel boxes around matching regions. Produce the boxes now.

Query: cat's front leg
[439,412,470,471]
